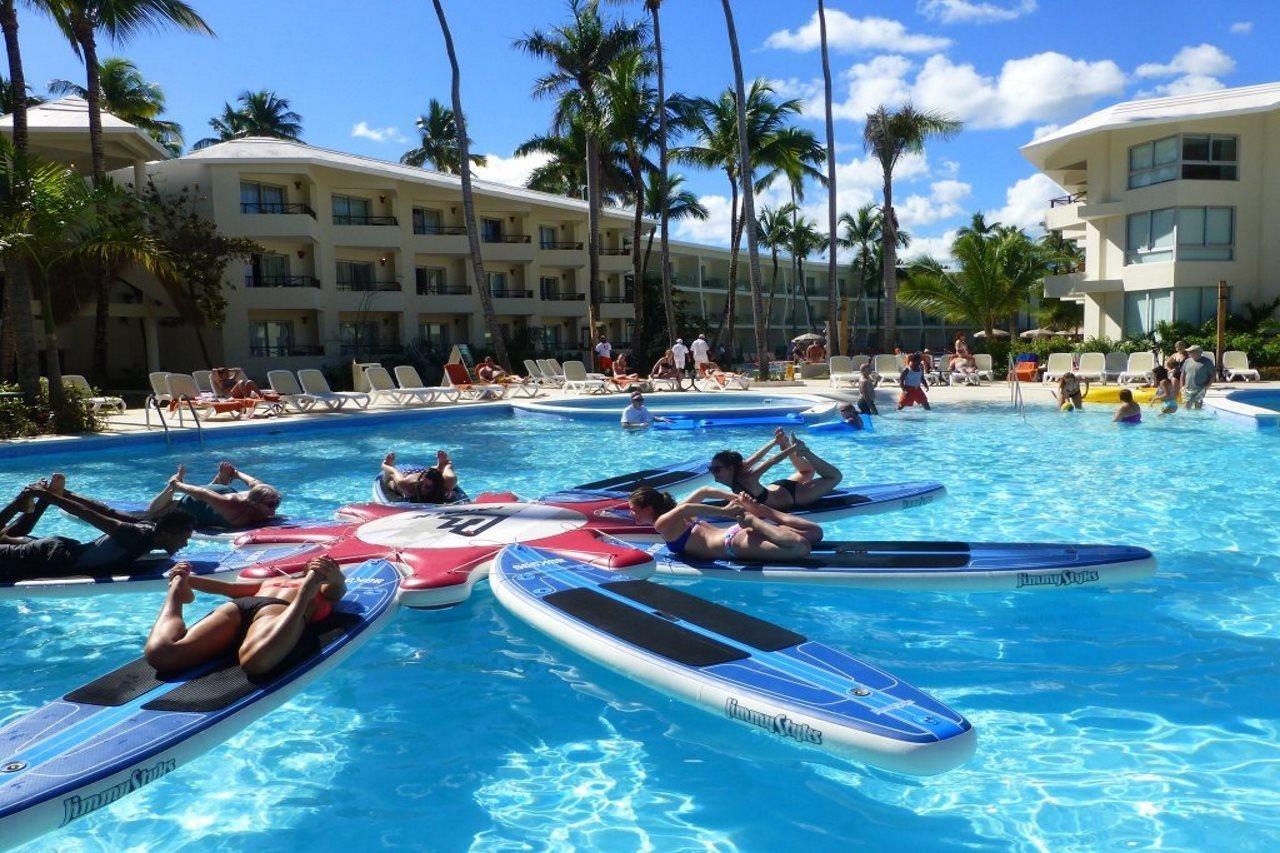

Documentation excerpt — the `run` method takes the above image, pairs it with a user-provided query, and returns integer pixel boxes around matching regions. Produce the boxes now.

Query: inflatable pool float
[1082,386,1157,404]
[537,458,712,504]
[653,412,806,430]
[648,539,1156,591]
[808,414,874,432]
[0,559,399,848]
[70,501,303,542]
[491,544,976,775]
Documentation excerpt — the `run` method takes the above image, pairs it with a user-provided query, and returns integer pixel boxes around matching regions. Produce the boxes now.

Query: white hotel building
[1023,82,1280,340]
[5,98,970,382]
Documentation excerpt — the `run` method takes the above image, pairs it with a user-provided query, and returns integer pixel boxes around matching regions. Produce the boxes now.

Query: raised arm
[61,488,143,524]
[743,436,779,470]
[752,446,798,478]
[29,487,129,536]
[685,486,737,504]
[230,466,265,489]
[185,572,265,598]
[171,482,239,516]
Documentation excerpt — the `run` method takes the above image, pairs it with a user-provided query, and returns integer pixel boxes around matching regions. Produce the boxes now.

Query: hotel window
[1128,136,1179,188]
[539,226,557,248]
[240,181,286,213]
[412,207,444,235]
[336,260,375,289]
[1181,135,1237,180]
[487,271,507,294]
[1123,289,1173,338]
[1125,208,1176,264]
[1176,207,1234,260]
[415,266,447,295]
[539,276,560,299]
[481,218,503,242]
[339,321,380,354]
[418,322,449,349]
[246,251,290,286]
[1175,286,1222,326]
[332,195,371,225]
[249,321,294,357]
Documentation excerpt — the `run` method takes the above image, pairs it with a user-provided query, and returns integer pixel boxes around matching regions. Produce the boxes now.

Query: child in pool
[1057,371,1083,411]
[1151,365,1177,415]
[1113,389,1142,424]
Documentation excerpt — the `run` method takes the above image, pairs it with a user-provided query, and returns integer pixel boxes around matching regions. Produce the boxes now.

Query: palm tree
[0,0,45,398]
[194,90,303,148]
[902,230,1048,340]
[429,0,508,368]
[601,48,658,357]
[644,0,675,348]
[787,215,825,332]
[640,171,706,285]
[863,104,961,348]
[756,202,794,343]
[516,0,645,345]
[836,204,880,350]
[957,211,998,238]
[817,0,840,353]
[50,56,182,155]
[0,73,41,113]
[516,119,631,202]
[399,98,487,173]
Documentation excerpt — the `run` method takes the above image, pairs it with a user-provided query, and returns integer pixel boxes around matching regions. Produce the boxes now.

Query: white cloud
[764,10,949,54]
[829,55,915,120]
[1032,123,1060,140]
[472,150,553,189]
[1135,44,1235,98]
[1229,22,1253,35]
[919,0,1037,25]
[988,173,1064,232]
[901,230,958,264]
[898,179,973,228]
[673,193,734,246]
[351,121,406,144]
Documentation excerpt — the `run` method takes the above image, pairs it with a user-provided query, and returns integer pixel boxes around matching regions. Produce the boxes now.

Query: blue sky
[13,0,1274,258]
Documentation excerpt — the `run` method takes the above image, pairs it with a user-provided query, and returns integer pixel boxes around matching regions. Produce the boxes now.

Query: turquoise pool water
[2,402,1279,850]
[515,391,829,421]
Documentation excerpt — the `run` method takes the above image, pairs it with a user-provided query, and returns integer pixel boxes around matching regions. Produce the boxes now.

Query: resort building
[1022,82,1280,341]
[5,98,963,383]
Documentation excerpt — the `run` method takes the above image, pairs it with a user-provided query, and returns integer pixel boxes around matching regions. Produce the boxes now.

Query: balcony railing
[540,241,584,250]
[601,247,632,256]
[414,224,468,236]
[490,289,533,298]
[241,202,316,217]
[541,290,585,301]
[340,343,399,356]
[249,344,323,357]
[595,290,634,304]
[244,274,320,289]
[1049,191,1087,208]
[337,280,401,292]
[417,283,472,296]
[483,234,532,244]
[332,214,399,226]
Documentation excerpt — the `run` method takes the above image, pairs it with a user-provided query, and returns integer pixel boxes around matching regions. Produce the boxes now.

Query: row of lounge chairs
[828,354,995,388]
[1041,351,1260,385]
[524,358,750,393]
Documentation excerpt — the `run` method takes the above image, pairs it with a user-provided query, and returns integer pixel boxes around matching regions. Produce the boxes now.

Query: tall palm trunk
[628,152,646,358]
[763,244,780,342]
[431,0,509,367]
[651,3,676,342]
[713,174,739,354]
[35,269,65,411]
[585,132,602,348]
[0,1,43,400]
[720,0,767,378]
[881,174,898,349]
[818,0,840,353]
[75,24,114,384]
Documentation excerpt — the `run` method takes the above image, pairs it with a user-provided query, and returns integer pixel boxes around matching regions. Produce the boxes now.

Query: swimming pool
[2,401,1278,850]
[514,391,834,422]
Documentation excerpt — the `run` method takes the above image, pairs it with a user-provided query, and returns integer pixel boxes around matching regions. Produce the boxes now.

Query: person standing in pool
[0,475,194,582]
[693,430,842,511]
[1151,365,1177,415]
[620,392,672,428]
[143,462,281,529]
[857,363,880,416]
[1113,389,1142,424]
[898,352,931,411]
[836,402,865,429]
[1180,344,1214,410]
[380,450,463,503]
[1057,371,1083,411]
[628,487,819,562]
[144,555,346,676]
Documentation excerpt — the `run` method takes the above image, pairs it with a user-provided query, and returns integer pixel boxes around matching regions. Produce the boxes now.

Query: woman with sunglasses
[628,487,818,562]
[696,428,843,511]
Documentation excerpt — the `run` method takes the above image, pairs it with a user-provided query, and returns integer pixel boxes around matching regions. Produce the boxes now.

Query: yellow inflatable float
[1081,386,1157,404]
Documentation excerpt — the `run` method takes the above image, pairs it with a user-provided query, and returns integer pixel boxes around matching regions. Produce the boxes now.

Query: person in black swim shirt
[142,461,281,529]
[699,429,843,511]
[144,555,346,676]
[0,475,194,582]
[380,450,463,503]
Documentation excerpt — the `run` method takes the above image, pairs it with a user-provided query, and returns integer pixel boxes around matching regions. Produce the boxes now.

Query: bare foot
[167,565,195,604]
[48,473,66,496]
[774,427,790,450]
[383,451,396,467]
[168,464,186,489]
[436,450,451,468]
[736,491,767,518]
[217,460,236,481]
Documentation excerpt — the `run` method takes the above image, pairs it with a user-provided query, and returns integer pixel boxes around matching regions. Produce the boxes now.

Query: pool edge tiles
[1204,390,1280,429]
[0,401,513,460]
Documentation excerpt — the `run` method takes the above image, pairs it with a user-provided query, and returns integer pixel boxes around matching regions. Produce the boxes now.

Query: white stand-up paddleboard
[0,560,399,848]
[491,544,976,776]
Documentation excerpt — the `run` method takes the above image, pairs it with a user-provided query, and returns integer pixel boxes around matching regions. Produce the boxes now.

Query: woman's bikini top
[731,474,770,503]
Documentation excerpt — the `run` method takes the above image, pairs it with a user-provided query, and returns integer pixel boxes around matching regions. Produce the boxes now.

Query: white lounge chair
[1042,352,1074,383]
[1103,352,1128,384]
[828,356,856,388]
[62,375,126,413]
[1118,352,1156,385]
[562,360,607,394]
[394,365,461,402]
[1223,350,1260,382]
[365,365,438,406]
[165,373,256,423]
[192,369,214,395]
[699,366,751,391]
[1076,352,1105,383]
[524,359,559,388]
[267,370,318,412]
[871,354,899,385]
[850,355,870,372]
[298,369,371,410]
[973,353,995,382]
[147,371,172,406]
[539,359,566,386]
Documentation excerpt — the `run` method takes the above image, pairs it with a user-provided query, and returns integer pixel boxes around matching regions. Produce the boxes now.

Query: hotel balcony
[235,203,320,239]
[490,287,537,315]
[482,234,535,263]
[1042,271,1122,299]
[409,224,470,255]
[415,282,474,313]
[600,248,633,273]
[538,241,586,267]
[243,273,320,289]
[337,279,402,292]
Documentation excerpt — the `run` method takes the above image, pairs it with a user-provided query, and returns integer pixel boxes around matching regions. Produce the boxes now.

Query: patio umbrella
[791,332,825,343]
[971,329,1010,338]
[1020,327,1081,339]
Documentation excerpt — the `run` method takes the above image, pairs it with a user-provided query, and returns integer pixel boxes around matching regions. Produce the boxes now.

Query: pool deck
[4,378,1277,456]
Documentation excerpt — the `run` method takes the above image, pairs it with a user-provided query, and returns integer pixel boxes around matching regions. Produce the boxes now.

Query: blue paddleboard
[538,458,713,504]
[94,500,297,541]
[808,414,874,432]
[0,559,400,848]
[653,412,806,430]
[491,544,975,775]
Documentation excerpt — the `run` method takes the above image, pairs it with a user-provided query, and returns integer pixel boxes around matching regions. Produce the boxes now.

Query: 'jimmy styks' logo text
[1016,569,1100,589]
[725,698,823,744]
[61,759,176,826]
